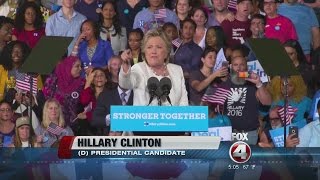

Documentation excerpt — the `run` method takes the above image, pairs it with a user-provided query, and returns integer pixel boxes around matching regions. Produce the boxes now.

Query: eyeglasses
[0,108,12,112]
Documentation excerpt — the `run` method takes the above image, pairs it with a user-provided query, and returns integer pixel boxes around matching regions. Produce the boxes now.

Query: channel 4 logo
[229,141,252,163]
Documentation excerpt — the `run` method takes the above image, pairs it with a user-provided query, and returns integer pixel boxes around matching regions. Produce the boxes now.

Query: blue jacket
[78,39,114,68]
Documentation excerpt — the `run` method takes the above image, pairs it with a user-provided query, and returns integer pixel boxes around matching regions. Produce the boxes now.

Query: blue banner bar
[110,106,208,131]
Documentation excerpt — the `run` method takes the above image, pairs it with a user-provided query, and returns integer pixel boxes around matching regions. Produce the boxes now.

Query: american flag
[202,87,230,105]
[47,122,64,136]
[228,0,237,11]
[154,8,167,19]
[278,105,298,125]
[172,38,183,48]
[15,72,38,94]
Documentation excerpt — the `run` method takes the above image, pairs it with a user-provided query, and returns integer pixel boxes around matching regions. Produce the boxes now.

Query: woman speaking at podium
[119,28,188,106]
[119,28,188,136]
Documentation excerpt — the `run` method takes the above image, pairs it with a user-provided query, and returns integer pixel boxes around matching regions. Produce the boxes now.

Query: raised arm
[119,49,135,90]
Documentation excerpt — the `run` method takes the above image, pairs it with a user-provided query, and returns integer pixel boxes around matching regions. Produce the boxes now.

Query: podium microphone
[147,77,160,105]
[159,77,172,105]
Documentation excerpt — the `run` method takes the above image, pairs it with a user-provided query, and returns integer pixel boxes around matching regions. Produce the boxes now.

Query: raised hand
[121,49,133,73]
[213,66,229,78]
[245,72,262,86]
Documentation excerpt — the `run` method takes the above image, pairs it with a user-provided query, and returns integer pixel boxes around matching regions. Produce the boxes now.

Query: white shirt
[21,141,30,147]
[100,26,127,55]
[119,61,189,106]
[197,28,207,50]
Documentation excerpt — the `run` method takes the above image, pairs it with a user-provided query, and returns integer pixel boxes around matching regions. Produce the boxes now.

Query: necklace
[150,64,168,76]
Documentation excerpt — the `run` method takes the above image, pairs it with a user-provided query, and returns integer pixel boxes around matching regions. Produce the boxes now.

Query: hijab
[55,56,83,94]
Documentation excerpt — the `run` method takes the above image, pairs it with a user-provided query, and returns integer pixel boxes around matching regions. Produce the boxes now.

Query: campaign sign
[247,60,269,83]
[269,119,307,147]
[111,106,208,131]
[191,126,232,141]
[213,48,227,72]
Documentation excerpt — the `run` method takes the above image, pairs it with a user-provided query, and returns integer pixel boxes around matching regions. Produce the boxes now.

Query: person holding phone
[287,100,320,147]
[189,47,228,105]
[203,55,272,145]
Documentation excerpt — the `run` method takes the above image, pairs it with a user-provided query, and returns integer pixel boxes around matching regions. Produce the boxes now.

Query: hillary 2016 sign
[110,106,208,131]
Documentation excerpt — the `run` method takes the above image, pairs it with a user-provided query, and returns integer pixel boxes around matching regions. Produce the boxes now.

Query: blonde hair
[42,98,65,128]
[141,28,172,64]
[269,75,307,103]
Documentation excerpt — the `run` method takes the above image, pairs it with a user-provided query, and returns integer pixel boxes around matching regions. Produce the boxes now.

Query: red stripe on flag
[202,88,230,105]
[16,75,38,94]
[47,122,64,135]
[154,8,167,19]
[278,106,297,125]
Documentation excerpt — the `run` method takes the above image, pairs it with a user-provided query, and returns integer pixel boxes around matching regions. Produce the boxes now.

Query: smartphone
[222,61,230,74]
[289,126,298,138]
[222,61,229,68]
[238,71,250,78]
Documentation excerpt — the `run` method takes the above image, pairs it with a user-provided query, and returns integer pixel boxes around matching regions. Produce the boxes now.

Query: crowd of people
[0,0,319,148]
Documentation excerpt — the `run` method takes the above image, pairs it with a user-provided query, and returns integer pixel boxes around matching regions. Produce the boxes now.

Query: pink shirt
[13,27,45,48]
[265,15,298,43]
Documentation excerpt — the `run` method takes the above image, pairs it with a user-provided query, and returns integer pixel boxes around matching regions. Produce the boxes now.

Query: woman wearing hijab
[43,56,84,133]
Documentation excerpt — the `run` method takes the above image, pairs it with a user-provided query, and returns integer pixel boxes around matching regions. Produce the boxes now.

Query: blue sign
[110,106,208,131]
[269,119,307,147]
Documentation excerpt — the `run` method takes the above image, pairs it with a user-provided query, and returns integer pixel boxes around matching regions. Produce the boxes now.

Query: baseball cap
[16,116,30,128]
